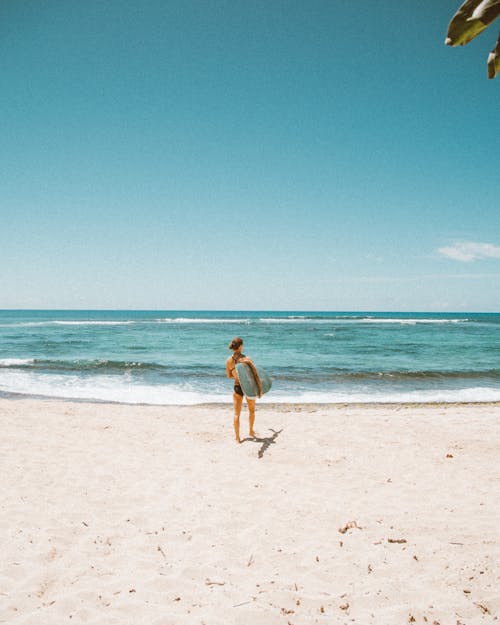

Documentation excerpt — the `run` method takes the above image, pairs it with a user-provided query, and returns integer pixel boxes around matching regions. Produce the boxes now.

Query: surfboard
[235,363,272,398]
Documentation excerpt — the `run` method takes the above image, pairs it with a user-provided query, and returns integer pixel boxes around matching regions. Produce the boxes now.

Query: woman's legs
[233,391,243,443]
[247,398,257,437]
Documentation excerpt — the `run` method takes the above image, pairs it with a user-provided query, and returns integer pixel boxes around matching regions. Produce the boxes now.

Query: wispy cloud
[438,241,500,262]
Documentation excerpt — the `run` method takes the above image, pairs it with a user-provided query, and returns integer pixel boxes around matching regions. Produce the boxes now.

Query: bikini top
[229,352,246,374]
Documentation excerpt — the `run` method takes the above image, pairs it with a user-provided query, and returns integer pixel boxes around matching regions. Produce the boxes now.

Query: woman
[226,337,261,443]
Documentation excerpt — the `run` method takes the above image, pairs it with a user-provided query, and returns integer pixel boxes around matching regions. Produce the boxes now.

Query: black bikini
[233,384,244,397]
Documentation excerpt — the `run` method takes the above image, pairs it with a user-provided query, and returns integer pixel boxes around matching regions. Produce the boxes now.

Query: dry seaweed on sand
[338,520,362,534]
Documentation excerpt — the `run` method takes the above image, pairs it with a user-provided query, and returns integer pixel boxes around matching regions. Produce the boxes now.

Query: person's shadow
[241,428,283,458]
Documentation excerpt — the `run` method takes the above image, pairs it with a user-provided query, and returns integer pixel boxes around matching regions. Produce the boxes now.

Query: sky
[0,1,499,311]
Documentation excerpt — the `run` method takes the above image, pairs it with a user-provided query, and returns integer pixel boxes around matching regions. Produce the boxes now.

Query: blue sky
[1,1,499,311]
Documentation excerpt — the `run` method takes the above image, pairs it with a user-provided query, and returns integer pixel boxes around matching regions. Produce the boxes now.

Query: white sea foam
[0,316,472,328]
[52,321,135,326]
[55,318,250,325]
[259,317,469,325]
[154,318,249,324]
[1,369,499,405]
[0,322,53,328]
[0,358,35,367]
[0,370,224,405]
[259,318,333,324]
[0,321,136,327]
[358,318,468,325]
[258,387,500,403]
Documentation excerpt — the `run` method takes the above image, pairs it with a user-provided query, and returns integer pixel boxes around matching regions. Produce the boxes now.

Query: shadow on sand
[241,428,283,458]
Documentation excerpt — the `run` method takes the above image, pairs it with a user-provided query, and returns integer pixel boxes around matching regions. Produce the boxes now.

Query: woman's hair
[228,336,243,350]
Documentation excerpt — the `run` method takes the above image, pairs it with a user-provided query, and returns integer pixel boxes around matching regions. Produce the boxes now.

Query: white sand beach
[1,399,499,625]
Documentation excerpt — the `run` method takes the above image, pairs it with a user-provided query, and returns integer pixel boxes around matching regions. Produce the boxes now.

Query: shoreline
[2,392,500,409]
[1,398,499,624]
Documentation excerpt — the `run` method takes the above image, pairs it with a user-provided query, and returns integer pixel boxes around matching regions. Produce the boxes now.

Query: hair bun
[229,337,243,350]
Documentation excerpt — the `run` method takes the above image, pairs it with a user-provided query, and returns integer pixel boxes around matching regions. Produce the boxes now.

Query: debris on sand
[281,607,294,615]
[339,521,362,534]
[157,545,167,559]
[205,579,225,586]
[473,602,490,614]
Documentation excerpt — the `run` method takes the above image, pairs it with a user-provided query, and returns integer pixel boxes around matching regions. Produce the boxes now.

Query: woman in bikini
[226,337,261,443]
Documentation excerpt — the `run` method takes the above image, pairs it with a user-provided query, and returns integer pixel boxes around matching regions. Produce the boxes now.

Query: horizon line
[0,308,499,314]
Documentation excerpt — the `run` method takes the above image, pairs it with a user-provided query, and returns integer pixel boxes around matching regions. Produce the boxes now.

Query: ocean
[0,310,499,404]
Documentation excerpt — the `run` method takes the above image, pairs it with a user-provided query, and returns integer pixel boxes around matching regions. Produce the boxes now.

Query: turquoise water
[0,310,499,404]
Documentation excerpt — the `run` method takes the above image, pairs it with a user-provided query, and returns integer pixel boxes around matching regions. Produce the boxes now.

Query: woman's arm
[226,358,236,379]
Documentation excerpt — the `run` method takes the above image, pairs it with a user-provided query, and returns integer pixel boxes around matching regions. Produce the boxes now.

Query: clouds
[438,241,500,262]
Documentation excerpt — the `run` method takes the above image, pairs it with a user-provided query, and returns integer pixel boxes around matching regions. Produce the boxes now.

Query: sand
[0,398,499,625]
